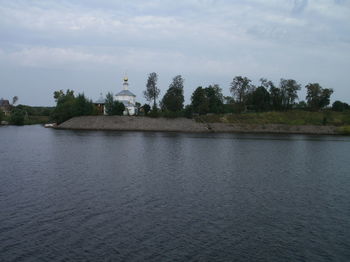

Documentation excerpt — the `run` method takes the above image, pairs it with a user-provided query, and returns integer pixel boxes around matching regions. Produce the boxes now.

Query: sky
[0,0,349,106]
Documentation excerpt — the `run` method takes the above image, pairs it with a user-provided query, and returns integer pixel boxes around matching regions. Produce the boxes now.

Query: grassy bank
[24,116,50,125]
[2,115,50,125]
[198,111,350,126]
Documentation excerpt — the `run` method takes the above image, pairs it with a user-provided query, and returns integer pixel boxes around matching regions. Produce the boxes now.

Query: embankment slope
[57,116,339,135]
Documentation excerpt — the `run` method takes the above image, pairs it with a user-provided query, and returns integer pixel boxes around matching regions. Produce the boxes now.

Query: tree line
[48,73,349,124]
[142,73,349,116]
[1,96,55,125]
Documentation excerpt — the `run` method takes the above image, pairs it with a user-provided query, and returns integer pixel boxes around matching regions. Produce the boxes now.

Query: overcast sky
[0,0,349,106]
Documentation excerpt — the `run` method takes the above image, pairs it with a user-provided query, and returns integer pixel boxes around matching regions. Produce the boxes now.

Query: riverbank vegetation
[46,73,350,130]
[0,96,54,125]
[139,74,349,126]
[51,90,97,124]
[199,111,350,126]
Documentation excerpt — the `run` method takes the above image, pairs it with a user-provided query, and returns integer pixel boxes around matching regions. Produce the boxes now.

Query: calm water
[0,125,350,261]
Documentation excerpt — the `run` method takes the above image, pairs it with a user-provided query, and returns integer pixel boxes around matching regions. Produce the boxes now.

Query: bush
[0,108,3,122]
[142,104,151,115]
[332,101,349,112]
[111,101,125,115]
[148,108,160,118]
[10,108,25,125]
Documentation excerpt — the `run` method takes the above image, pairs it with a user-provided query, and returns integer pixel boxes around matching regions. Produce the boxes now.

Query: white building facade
[115,77,137,115]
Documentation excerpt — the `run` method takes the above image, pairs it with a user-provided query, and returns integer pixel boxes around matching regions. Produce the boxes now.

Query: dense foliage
[16,105,54,116]
[190,85,224,115]
[10,108,25,125]
[332,101,349,112]
[104,92,125,115]
[52,90,97,124]
[141,104,151,115]
[161,75,184,112]
[306,83,333,111]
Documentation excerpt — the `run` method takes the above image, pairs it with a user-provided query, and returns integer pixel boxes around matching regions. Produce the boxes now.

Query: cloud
[0,0,349,105]
[292,0,308,14]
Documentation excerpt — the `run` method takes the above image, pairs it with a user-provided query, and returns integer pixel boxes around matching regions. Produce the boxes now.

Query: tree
[52,89,97,123]
[305,83,333,111]
[52,90,76,123]
[230,76,253,105]
[111,101,125,115]
[295,101,307,110]
[142,104,151,115]
[332,101,349,112]
[267,80,283,111]
[12,96,18,106]
[161,75,184,112]
[105,92,125,115]
[144,72,160,109]
[105,92,115,115]
[191,86,209,114]
[204,84,224,113]
[73,94,96,116]
[54,90,74,102]
[251,86,270,112]
[279,79,301,110]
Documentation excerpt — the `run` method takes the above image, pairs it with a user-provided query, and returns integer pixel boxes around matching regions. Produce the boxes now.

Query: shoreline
[56,116,341,135]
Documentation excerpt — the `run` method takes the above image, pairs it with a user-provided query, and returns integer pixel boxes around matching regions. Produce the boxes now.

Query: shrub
[10,108,25,125]
[148,108,160,118]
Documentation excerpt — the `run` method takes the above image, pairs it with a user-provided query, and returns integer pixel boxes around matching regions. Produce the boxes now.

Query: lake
[0,125,349,261]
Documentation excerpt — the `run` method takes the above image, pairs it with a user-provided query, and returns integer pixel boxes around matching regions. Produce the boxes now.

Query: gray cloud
[292,0,308,14]
[0,0,349,105]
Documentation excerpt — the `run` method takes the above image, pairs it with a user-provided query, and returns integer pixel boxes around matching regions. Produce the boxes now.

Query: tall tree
[161,75,184,112]
[191,86,209,114]
[264,79,283,111]
[305,83,333,111]
[279,79,301,110]
[51,90,76,123]
[144,72,160,109]
[251,86,271,112]
[204,84,224,113]
[52,90,96,123]
[104,92,115,115]
[230,76,253,110]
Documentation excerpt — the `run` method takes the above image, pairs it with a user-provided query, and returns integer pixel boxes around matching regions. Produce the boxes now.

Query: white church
[115,77,137,115]
[94,77,137,115]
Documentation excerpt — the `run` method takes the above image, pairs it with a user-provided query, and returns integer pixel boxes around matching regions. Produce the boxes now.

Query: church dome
[124,77,128,82]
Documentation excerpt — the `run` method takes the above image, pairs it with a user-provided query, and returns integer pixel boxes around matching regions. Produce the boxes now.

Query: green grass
[337,126,350,135]
[198,110,350,126]
[24,116,50,125]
